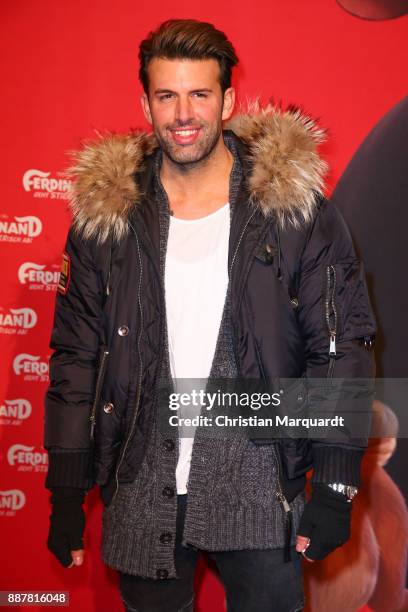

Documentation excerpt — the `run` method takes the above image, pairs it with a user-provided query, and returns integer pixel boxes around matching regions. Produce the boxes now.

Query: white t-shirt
[164,203,230,493]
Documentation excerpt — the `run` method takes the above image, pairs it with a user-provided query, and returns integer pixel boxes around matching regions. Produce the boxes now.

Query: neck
[159,135,233,219]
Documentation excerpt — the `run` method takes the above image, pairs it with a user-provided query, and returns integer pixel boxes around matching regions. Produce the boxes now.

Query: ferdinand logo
[13,354,49,382]
[23,169,72,200]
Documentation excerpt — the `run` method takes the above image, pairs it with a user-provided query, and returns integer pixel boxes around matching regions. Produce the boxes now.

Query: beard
[152,118,223,169]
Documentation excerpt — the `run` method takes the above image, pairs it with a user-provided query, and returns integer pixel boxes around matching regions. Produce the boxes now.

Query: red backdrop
[1,1,407,610]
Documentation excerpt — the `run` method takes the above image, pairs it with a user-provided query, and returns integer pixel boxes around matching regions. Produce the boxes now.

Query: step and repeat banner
[1,1,407,610]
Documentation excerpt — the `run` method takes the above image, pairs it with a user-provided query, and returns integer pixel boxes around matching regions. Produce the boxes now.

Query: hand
[47,487,86,568]
[296,483,352,561]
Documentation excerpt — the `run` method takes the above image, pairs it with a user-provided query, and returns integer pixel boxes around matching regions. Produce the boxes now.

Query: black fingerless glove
[47,487,86,568]
[297,483,352,560]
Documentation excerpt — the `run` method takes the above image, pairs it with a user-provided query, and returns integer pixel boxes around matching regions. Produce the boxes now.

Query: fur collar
[67,103,328,243]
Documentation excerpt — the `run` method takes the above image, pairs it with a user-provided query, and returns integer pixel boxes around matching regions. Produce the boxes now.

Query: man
[44,19,377,612]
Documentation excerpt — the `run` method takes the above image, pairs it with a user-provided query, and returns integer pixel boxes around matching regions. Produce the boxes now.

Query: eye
[193,92,208,99]
[158,93,174,101]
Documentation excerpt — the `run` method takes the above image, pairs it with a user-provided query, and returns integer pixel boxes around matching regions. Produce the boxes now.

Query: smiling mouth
[173,128,199,136]
[169,127,202,145]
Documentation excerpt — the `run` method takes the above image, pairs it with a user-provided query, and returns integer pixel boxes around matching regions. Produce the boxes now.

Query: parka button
[118,325,129,337]
[156,569,169,579]
[162,486,174,498]
[162,439,175,451]
[159,532,172,544]
[103,402,114,414]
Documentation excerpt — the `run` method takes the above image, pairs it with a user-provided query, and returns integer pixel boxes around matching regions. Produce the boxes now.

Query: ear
[140,93,153,125]
[222,87,235,121]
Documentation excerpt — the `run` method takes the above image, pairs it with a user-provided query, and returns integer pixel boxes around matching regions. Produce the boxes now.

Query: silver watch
[327,483,358,502]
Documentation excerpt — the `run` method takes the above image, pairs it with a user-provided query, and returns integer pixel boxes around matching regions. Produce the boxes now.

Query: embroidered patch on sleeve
[57,251,71,295]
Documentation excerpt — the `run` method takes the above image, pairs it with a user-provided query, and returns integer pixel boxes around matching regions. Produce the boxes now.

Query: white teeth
[174,129,198,136]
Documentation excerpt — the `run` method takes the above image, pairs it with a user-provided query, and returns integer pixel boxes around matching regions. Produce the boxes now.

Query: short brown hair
[139,19,238,94]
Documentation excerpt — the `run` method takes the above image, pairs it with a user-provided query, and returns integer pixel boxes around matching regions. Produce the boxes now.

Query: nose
[175,95,194,124]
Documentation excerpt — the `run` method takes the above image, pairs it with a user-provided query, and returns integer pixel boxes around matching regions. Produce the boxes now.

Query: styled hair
[139,19,239,94]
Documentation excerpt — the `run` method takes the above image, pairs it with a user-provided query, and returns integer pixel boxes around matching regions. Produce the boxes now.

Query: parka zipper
[90,349,110,441]
[228,210,257,279]
[228,209,260,371]
[111,221,145,505]
[271,442,293,562]
[325,265,338,378]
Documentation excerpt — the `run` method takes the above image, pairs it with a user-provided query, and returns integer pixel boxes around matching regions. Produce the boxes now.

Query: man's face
[141,58,235,166]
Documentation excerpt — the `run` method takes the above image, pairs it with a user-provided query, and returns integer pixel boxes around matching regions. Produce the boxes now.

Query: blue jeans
[119,495,304,612]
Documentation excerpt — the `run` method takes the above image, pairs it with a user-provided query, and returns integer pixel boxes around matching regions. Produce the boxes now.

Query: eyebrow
[153,88,213,95]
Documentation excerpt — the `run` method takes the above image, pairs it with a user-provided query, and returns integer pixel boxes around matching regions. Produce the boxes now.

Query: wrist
[50,487,85,506]
[326,482,358,502]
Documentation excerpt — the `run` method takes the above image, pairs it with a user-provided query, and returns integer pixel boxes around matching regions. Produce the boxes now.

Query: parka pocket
[93,400,125,488]
[325,259,376,340]
[90,346,110,442]
[324,258,376,376]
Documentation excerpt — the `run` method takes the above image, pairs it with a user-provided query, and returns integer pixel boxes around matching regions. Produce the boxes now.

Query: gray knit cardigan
[101,135,305,579]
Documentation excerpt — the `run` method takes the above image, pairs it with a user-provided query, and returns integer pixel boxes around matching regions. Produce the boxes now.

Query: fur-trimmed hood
[67,104,328,244]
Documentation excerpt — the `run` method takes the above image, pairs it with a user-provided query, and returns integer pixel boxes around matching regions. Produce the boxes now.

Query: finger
[71,549,84,566]
[295,535,310,553]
